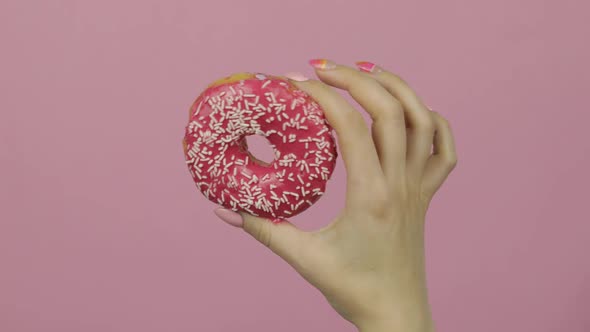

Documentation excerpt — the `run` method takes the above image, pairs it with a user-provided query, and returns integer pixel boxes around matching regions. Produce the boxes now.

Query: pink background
[1,0,589,331]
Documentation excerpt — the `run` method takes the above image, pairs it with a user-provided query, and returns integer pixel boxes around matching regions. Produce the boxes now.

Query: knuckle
[306,78,325,90]
[432,111,451,127]
[382,71,404,84]
[359,75,383,91]
[253,221,273,248]
[346,75,370,90]
[446,155,458,170]
[366,183,391,216]
[347,175,364,191]
[390,97,403,111]
[345,110,367,127]
[438,115,451,128]
[379,100,405,122]
[418,117,436,133]
[292,83,316,99]
[385,98,404,114]
[439,115,450,126]
[418,116,436,132]
[300,79,328,96]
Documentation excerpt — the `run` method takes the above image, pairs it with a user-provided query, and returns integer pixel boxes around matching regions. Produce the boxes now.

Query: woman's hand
[213,59,457,332]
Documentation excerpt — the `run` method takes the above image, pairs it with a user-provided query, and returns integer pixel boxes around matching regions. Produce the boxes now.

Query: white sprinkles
[184,75,336,218]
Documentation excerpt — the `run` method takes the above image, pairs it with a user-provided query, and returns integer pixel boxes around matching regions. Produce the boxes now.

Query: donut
[182,72,337,220]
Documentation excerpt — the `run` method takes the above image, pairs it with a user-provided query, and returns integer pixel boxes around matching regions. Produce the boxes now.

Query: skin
[214,61,457,332]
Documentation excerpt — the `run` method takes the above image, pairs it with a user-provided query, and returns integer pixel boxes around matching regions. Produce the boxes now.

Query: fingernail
[426,104,434,111]
[309,59,336,70]
[284,72,309,82]
[214,208,243,228]
[355,61,382,73]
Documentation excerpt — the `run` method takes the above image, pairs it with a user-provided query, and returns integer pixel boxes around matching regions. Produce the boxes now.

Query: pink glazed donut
[183,73,337,220]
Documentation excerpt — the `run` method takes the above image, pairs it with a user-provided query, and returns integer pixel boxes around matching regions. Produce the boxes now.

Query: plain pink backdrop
[1,0,589,331]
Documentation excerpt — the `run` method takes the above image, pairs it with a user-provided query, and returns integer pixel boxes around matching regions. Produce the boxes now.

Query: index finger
[284,76,383,192]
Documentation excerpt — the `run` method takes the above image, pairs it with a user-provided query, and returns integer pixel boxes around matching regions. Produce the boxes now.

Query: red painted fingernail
[214,208,243,228]
[309,59,336,70]
[355,61,382,73]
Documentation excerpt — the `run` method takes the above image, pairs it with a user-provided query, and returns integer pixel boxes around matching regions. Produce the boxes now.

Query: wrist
[358,320,434,332]
[356,307,434,332]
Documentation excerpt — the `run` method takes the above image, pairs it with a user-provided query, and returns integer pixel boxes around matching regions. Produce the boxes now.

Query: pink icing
[183,73,337,219]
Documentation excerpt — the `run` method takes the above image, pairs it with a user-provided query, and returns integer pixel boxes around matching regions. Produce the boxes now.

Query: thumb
[213,208,309,264]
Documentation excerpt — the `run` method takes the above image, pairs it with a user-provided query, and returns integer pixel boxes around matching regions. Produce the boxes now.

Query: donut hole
[244,135,275,166]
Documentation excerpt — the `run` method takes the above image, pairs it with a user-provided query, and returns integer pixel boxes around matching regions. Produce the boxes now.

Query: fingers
[353,62,435,176]
[241,213,308,265]
[307,64,407,181]
[284,76,384,193]
[213,208,309,266]
[421,111,458,196]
